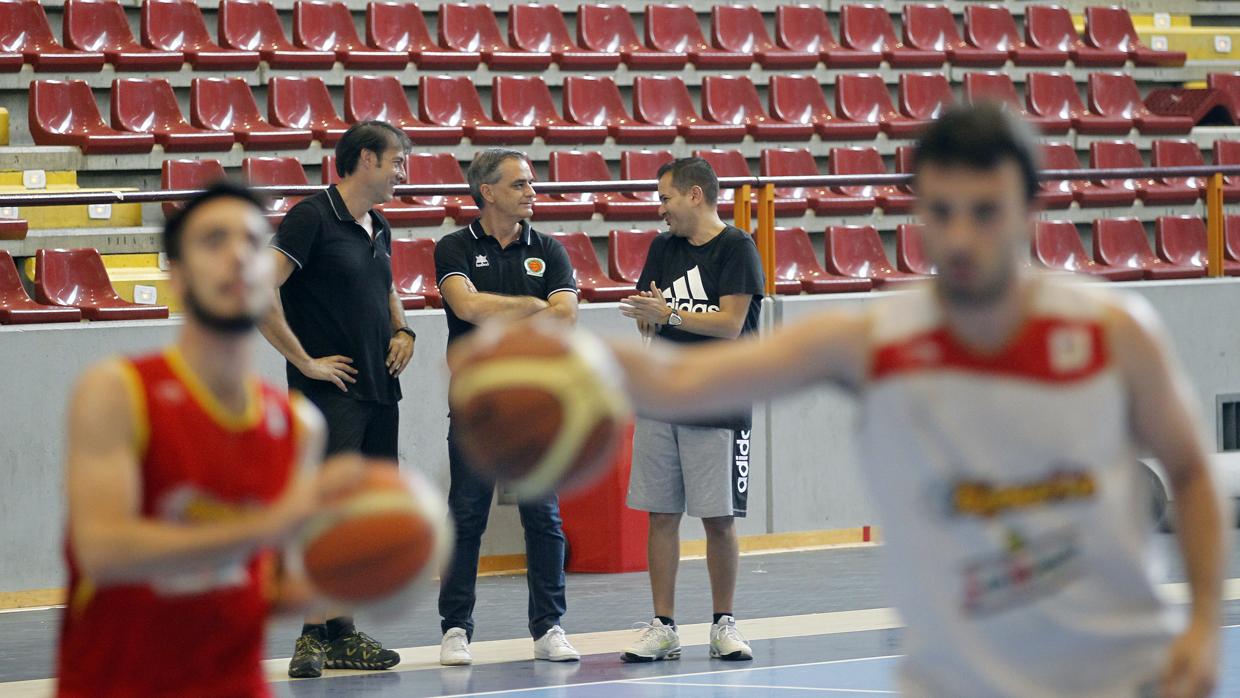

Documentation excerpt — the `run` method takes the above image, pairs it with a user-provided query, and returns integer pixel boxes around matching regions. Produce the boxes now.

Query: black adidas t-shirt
[637,226,764,430]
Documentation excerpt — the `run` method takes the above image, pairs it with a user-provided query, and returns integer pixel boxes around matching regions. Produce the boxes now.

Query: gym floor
[1,535,1239,697]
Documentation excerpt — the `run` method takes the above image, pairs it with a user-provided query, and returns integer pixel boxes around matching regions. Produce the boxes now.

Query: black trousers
[438,422,567,641]
[304,389,400,459]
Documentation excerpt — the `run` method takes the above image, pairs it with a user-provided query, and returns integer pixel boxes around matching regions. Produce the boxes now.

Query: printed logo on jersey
[475,254,489,268]
[948,468,1097,519]
[662,266,719,313]
[960,525,1083,616]
[1049,326,1093,374]
[525,257,545,277]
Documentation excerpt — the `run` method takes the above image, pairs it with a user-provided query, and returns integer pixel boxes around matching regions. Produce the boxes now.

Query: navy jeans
[438,422,567,641]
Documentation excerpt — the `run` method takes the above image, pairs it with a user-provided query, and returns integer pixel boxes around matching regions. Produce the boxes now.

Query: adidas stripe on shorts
[627,417,749,519]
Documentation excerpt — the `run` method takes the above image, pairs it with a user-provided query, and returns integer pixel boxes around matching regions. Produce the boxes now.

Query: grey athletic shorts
[626,417,749,519]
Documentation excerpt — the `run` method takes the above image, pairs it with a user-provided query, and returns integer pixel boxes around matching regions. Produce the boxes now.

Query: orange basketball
[448,320,631,499]
[299,462,451,605]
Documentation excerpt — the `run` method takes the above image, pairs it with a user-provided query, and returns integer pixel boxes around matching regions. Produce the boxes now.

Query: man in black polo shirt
[260,121,415,678]
[433,148,581,666]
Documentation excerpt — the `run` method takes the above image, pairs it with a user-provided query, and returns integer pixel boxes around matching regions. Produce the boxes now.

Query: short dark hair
[335,121,412,178]
[164,180,267,262]
[912,103,1041,203]
[656,157,719,206]
[467,148,528,208]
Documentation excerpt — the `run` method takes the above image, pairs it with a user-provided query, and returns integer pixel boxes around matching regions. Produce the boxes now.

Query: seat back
[1151,139,1207,189]
[1093,217,1157,269]
[390,237,437,299]
[420,75,489,127]
[963,5,1020,52]
[111,78,190,132]
[242,156,307,211]
[160,158,226,216]
[1226,214,1240,261]
[548,150,611,204]
[645,5,710,54]
[835,73,898,124]
[269,76,339,130]
[190,77,264,131]
[35,248,123,307]
[1089,140,1144,191]
[549,231,611,286]
[898,71,953,120]
[563,75,632,127]
[366,1,436,52]
[838,4,899,53]
[64,0,142,52]
[0,0,61,52]
[774,4,837,53]
[1040,141,1083,196]
[896,223,935,274]
[773,226,827,281]
[439,3,508,53]
[493,75,560,127]
[1214,139,1240,183]
[1026,71,1086,118]
[769,74,832,124]
[1032,220,1091,271]
[693,149,748,203]
[406,152,472,208]
[344,74,417,124]
[608,229,658,282]
[825,224,896,277]
[1088,72,1146,119]
[1025,5,1079,52]
[0,250,34,302]
[1155,215,1208,267]
[633,75,700,127]
[712,5,777,53]
[1084,6,1139,53]
[702,75,766,127]
[902,4,963,52]
[619,149,674,202]
[829,146,887,197]
[576,3,641,53]
[509,4,574,53]
[962,71,1021,106]
[1207,73,1240,121]
[760,147,822,199]
[294,0,365,52]
[142,0,216,51]
[30,80,109,137]
[219,0,294,51]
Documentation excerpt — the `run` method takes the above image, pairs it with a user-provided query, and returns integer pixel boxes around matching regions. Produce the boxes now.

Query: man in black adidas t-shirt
[618,157,764,664]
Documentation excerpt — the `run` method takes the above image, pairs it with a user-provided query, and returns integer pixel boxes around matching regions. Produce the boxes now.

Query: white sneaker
[440,628,472,666]
[620,618,681,663]
[709,615,753,661]
[533,625,580,662]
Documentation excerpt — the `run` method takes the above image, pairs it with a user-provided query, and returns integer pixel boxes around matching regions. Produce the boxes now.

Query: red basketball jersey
[57,349,300,698]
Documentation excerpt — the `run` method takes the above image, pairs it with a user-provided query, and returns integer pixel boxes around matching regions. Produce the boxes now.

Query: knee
[648,512,682,532]
[701,516,735,537]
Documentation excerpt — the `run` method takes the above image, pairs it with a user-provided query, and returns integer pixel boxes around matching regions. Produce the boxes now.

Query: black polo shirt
[434,219,578,344]
[270,185,401,405]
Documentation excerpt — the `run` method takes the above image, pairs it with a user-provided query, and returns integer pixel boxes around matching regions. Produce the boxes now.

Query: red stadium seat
[1155,215,1240,275]
[896,223,936,275]
[1090,140,1196,206]
[547,150,626,219]
[577,3,685,69]
[390,238,439,308]
[1144,87,1228,127]
[509,4,619,70]
[0,250,82,324]
[1207,73,1240,125]
[1212,140,1240,201]
[1028,72,1132,135]
[321,155,446,227]
[760,147,874,215]
[161,158,226,217]
[563,76,677,145]
[34,248,170,320]
[694,149,745,218]
[774,4,880,68]
[0,0,103,71]
[702,75,815,141]
[838,4,944,68]
[344,75,462,145]
[608,229,659,283]
[1040,141,1135,208]
[963,5,1066,66]
[439,3,551,70]
[712,5,818,69]
[1025,5,1125,67]
[899,72,954,122]
[191,77,314,150]
[493,76,608,145]
[1085,7,1185,67]
[893,144,917,198]
[1034,142,1076,209]
[1032,221,1142,280]
[1093,217,1203,280]
[268,76,350,146]
[420,75,535,145]
[30,80,155,154]
[902,4,1005,67]
[645,5,751,69]
[142,0,260,71]
[836,73,924,138]
[111,78,235,152]
[775,227,872,293]
[830,146,914,214]
[1151,139,1209,200]
[241,156,306,224]
[366,1,480,69]
[768,75,880,141]
[962,71,1070,134]
[825,224,927,287]
[614,149,673,220]
[1228,215,1240,262]
[294,0,407,69]
[549,231,634,302]
[64,0,182,71]
[633,76,747,143]
[1088,73,1193,135]
[219,0,335,69]
[406,152,477,224]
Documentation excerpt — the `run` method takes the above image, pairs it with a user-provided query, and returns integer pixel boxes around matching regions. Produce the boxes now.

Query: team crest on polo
[524,257,546,277]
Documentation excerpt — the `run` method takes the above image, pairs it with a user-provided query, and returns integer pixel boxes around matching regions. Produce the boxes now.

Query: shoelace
[349,632,384,652]
[630,622,669,642]
[445,632,469,651]
[544,629,572,650]
[716,623,746,644]
[296,635,324,652]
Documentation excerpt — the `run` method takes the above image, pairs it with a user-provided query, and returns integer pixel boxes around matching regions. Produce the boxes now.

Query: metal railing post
[758,183,776,297]
[735,184,752,233]
[1207,172,1225,278]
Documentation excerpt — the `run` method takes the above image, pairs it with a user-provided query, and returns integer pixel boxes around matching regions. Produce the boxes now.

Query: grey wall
[3,279,1239,592]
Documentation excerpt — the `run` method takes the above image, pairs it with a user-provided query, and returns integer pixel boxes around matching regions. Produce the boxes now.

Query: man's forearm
[259,290,313,371]
[1172,463,1225,626]
[670,310,745,339]
[389,288,409,331]
[457,291,548,323]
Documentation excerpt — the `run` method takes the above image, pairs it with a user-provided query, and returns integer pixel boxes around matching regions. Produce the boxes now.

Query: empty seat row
[0,0,1185,74]
[1034,217,1240,280]
[1042,139,1240,209]
[0,248,167,324]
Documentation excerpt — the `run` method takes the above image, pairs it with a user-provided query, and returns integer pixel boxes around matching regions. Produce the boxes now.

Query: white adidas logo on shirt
[662,266,720,314]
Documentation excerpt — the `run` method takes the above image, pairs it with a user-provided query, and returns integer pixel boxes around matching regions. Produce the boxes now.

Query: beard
[183,286,259,335]
[938,256,1015,307]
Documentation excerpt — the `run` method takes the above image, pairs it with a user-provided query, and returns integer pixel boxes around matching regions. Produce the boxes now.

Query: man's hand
[387,331,415,377]
[298,355,357,392]
[262,453,366,546]
[1160,621,1218,698]
[621,281,672,325]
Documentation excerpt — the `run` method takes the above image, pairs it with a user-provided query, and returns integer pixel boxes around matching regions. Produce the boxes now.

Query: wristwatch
[666,310,683,327]
[396,326,417,340]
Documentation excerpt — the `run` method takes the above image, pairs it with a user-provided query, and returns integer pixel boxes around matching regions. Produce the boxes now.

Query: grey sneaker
[620,618,681,663]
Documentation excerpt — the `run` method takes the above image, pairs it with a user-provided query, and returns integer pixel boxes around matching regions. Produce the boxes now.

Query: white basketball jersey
[857,281,1176,697]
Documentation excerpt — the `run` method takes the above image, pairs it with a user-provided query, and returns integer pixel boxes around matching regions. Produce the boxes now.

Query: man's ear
[690,185,704,206]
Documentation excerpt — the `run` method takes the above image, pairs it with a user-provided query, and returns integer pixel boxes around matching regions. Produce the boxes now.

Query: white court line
[635,682,898,694]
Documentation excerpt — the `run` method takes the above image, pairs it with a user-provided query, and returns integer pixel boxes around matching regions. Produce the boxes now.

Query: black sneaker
[288,633,327,678]
[324,631,401,670]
